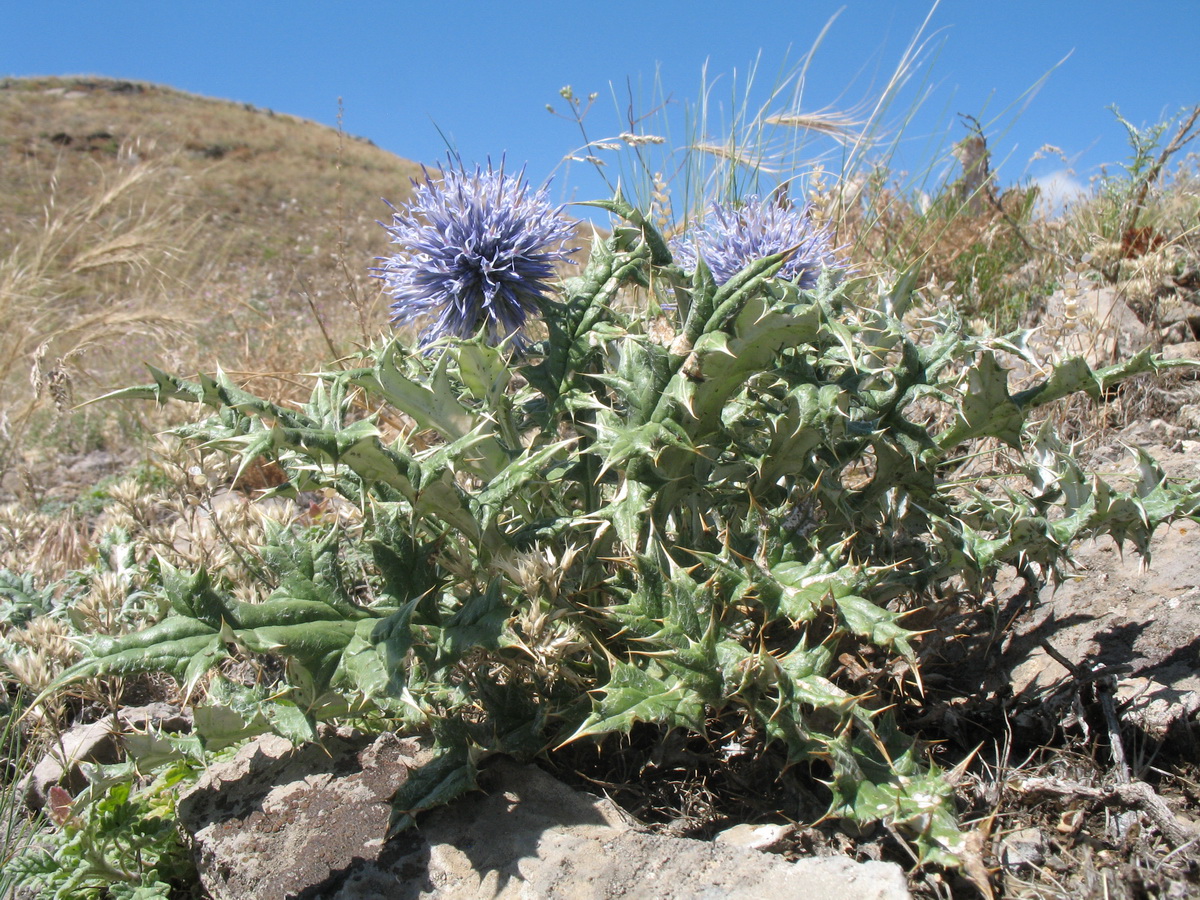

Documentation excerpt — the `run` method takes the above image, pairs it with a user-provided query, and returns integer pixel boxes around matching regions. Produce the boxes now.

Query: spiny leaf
[389,746,476,836]
[566,661,707,743]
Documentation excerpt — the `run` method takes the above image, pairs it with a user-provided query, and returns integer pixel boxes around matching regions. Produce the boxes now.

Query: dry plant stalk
[0,152,198,478]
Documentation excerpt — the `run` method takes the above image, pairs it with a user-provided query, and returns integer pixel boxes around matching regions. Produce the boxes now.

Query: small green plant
[39,165,1200,871]
[1091,104,1200,283]
[4,760,198,899]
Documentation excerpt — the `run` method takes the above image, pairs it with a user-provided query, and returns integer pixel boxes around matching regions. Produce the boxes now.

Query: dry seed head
[764,110,862,143]
[4,650,54,693]
[0,507,89,578]
[73,570,132,634]
[1029,143,1066,164]
[619,133,666,146]
[48,364,75,411]
[103,476,165,532]
[690,142,780,174]
[650,171,673,232]
[511,600,586,684]
[5,617,77,691]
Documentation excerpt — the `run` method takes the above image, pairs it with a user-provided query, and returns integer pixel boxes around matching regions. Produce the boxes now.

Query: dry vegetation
[0,76,425,503]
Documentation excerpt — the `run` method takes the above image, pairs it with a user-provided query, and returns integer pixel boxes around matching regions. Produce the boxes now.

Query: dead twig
[1096,673,1131,785]
[1015,776,1198,849]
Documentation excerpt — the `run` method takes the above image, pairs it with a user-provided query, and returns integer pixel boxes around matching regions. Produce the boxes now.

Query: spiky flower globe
[671,195,840,288]
[378,157,577,346]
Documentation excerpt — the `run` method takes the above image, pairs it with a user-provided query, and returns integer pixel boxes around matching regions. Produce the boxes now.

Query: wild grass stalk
[0,692,39,898]
[0,153,196,482]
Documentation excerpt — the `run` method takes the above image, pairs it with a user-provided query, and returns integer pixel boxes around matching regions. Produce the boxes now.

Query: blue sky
[4,1,1198,219]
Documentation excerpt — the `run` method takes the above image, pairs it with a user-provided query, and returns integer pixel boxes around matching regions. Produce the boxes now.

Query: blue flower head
[378,157,577,345]
[670,195,840,288]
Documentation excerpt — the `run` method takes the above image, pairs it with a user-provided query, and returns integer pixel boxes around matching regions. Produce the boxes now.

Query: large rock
[1026,282,1149,372]
[22,703,191,810]
[177,731,910,900]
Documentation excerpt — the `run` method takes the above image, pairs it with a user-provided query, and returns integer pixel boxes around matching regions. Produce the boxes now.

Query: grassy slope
[0,76,422,243]
[0,76,428,497]
[0,74,425,347]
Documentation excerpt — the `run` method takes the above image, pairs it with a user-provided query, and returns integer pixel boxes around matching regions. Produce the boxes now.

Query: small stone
[118,702,193,733]
[716,822,795,852]
[1163,341,1200,361]
[1117,675,1200,740]
[22,720,120,810]
[1000,826,1046,869]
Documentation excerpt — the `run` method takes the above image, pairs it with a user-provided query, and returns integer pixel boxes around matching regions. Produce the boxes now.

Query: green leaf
[567,661,707,742]
[440,581,509,655]
[262,699,317,745]
[363,343,476,440]
[470,437,576,536]
[655,293,824,438]
[942,351,1023,448]
[389,745,476,835]
[833,595,917,662]
[770,552,865,623]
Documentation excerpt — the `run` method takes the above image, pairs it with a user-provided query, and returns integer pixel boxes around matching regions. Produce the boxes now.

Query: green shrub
[5,759,197,899]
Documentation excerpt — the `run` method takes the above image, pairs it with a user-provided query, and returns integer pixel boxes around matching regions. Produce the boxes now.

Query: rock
[1118,673,1200,741]
[117,701,193,733]
[1163,341,1200,361]
[1004,521,1200,705]
[23,720,120,810]
[1027,283,1149,371]
[22,704,193,810]
[1000,827,1046,869]
[1157,294,1200,341]
[715,822,795,852]
[177,730,425,900]
[66,450,118,477]
[178,733,910,900]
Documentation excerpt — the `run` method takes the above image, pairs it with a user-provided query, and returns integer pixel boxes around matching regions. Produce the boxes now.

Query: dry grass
[0,153,196,480]
[0,76,427,500]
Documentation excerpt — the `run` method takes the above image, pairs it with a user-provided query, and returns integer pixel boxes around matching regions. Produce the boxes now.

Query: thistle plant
[377,156,577,345]
[670,194,841,288]
[39,163,1200,870]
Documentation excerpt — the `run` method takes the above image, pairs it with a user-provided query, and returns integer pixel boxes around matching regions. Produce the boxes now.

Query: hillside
[0,74,425,336]
[0,76,430,495]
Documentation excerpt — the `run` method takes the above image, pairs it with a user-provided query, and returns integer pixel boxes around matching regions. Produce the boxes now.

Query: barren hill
[0,76,428,493]
[1,74,423,273]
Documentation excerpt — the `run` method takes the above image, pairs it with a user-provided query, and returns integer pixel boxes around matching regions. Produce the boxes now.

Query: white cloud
[1031,170,1088,218]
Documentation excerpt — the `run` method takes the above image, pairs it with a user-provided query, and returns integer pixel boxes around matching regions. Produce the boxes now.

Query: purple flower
[378,157,577,345]
[670,195,840,288]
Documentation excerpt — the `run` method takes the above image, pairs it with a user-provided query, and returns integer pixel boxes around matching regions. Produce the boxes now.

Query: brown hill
[0,74,425,347]
[0,76,432,491]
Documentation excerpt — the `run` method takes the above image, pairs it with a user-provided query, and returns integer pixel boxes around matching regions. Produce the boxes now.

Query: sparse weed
[0,692,40,899]
[0,153,198,484]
